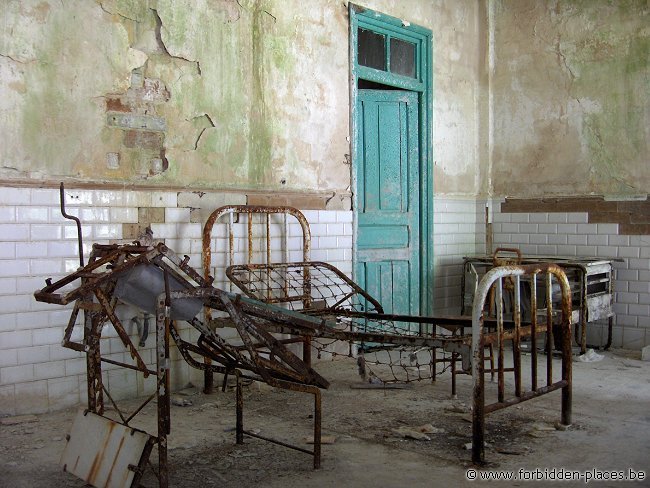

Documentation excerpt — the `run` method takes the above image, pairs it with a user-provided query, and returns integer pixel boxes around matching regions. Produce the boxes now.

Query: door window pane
[390,38,416,78]
[358,28,386,71]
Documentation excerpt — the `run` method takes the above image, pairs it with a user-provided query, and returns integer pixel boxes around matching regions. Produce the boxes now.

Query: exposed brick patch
[123,130,164,150]
[105,97,132,112]
[502,197,650,235]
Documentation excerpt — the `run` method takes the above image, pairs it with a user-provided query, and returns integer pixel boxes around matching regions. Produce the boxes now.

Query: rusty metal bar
[546,272,553,387]
[530,273,538,391]
[513,275,522,397]
[471,263,572,464]
[59,182,84,268]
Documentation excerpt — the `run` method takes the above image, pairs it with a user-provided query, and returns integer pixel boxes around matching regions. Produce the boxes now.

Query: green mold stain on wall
[564,4,649,194]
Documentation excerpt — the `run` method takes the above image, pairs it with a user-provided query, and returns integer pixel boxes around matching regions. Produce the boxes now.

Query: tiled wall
[492,201,650,350]
[432,197,487,315]
[0,185,352,415]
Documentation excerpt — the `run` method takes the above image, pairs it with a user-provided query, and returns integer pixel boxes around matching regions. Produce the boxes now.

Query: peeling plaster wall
[0,0,483,199]
[489,0,649,198]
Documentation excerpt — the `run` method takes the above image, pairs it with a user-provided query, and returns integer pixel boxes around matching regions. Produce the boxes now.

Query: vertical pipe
[228,212,235,292]
[546,273,554,386]
[247,211,253,263]
[496,278,504,404]
[530,273,538,391]
[59,183,84,268]
[266,214,271,301]
[472,314,485,464]
[236,371,244,444]
[313,389,322,469]
[156,281,170,487]
[513,275,522,397]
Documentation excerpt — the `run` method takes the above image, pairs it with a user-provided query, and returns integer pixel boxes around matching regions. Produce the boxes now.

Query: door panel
[356,89,420,318]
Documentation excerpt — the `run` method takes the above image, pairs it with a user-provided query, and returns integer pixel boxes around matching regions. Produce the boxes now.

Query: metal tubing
[59,182,84,268]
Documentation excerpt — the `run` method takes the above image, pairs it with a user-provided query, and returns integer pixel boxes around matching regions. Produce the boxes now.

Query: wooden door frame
[349,4,433,315]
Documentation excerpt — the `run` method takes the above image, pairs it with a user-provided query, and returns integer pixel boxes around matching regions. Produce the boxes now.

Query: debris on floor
[577,349,604,362]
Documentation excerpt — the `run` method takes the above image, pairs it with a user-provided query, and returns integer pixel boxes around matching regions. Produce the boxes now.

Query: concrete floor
[1,348,649,487]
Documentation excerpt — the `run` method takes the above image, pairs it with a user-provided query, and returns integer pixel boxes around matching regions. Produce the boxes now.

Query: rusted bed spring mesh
[226,261,461,384]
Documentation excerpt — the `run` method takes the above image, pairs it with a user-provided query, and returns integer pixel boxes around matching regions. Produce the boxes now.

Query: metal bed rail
[471,263,573,464]
[201,205,313,392]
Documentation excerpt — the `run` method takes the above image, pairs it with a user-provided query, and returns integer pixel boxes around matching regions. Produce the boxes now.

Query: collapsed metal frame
[34,243,573,485]
[227,260,574,464]
[202,205,313,393]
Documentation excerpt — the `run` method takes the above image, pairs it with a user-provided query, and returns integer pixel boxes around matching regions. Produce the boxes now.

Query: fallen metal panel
[60,409,151,488]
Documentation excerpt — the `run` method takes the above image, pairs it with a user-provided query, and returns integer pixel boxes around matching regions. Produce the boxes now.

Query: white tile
[151,223,176,238]
[47,241,79,257]
[597,223,619,234]
[16,207,49,223]
[166,207,191,223]
[0,294,31,315]
[577,224,598,235]
[13,311,49,330]
[617,292,639,304]
[151,192,177,207]
[609,234,630,246]
[109,207,138,223]
[547,234,567,245]
[318,211,337,223]
[30,189,60,205]
[638,293,650,305]
[0,364,34,385]
[317,236,338,249]
[616,269,638,281]
[529,213,548,223]
[509,214,529,223]
[587,234,608,246]
[558,224,577,234]
[622,327,646,349]
[326,223,345,236]
[538,223,558,234]
[576,246,597,256]
[336,233,353,249]
[64,358,86,376]
[17,345,50,365]
[619,247,641,259]
[16,242,47,259]
[0,207,16,223]
[628,258,650,270]
[567,235,587,246]
[519,223,538,233]
[29,258,62,275]
[0,277,16,295]
[0,224,30,241]
[0,243,15,259]
[336,211,353,223]
[0,187,30,205]
[177,223,201,239]
[0,349,17,367]
[80,207,110,223]
[567,213,588,224]
[33,360,65,380]
[93,224,121,240]
[30,224,62,241]
[63,190,93,206]
[629,281,650,293]
[546,213,568,224]
[63,223,92,240]
[32,327,63,346]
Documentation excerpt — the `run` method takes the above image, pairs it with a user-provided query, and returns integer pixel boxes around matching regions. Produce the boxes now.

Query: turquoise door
[356,89,420,318]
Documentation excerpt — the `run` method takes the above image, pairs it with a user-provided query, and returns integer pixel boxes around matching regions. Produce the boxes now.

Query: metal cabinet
[461,255,617,353]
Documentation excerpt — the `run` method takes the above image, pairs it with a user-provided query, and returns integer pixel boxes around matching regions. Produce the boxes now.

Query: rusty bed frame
[33,204,573,488]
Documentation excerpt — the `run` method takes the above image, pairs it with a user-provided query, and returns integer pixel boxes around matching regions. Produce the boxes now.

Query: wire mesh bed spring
[226,261,468,384]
